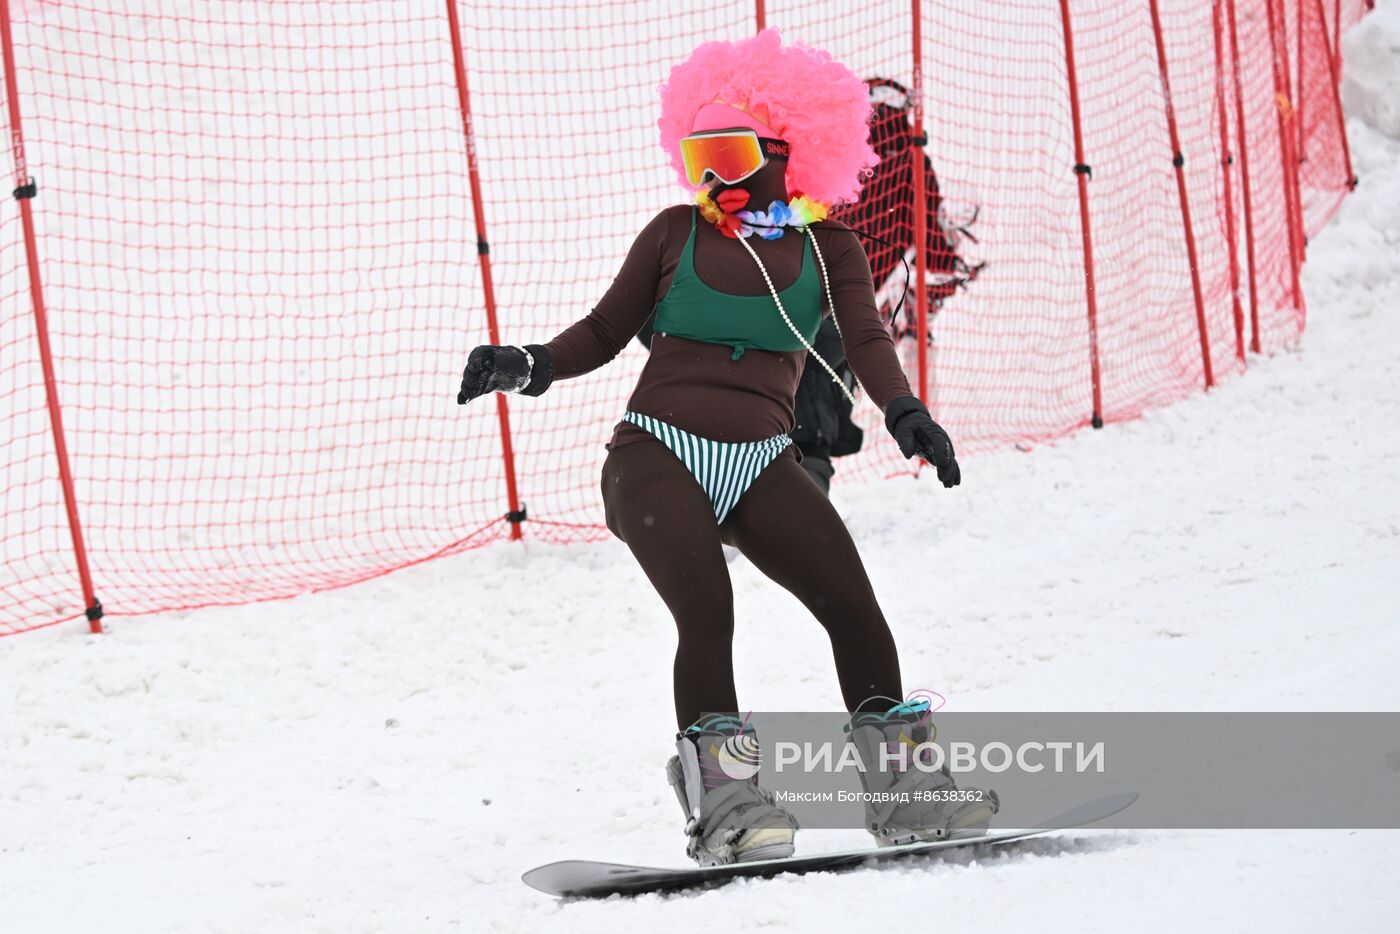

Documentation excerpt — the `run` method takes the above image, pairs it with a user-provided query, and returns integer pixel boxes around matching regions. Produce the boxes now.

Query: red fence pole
[1057,0,1104,428]
[1297,0,1306,163]
[443,0,526,541]
[0,0,103,632]
[1213,0,1246,364]
[910,0,930,407]
[1148,0,1214,390]
[1333,0,1342,64]
[1315,0,1357,190]
[1226,0,1263,354]
[1267,0,1306,312]
[755,0,765,32]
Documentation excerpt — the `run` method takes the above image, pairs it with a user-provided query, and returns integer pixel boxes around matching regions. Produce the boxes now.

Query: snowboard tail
[522,791,1138,898]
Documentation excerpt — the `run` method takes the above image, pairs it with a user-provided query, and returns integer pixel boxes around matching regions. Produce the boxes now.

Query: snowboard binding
[847,697,1001,846]
[666,715,798,866]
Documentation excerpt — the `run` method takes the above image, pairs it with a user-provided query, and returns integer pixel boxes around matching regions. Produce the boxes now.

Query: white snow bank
[1343,1,1400,138]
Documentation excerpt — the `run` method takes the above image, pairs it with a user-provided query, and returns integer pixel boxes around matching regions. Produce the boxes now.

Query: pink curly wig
[657,29,878,206]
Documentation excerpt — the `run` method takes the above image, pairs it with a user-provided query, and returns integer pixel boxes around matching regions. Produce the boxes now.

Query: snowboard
[523,791,1137,898]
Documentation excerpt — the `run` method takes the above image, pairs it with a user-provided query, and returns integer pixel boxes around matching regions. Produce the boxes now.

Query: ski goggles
[679,129,790,186]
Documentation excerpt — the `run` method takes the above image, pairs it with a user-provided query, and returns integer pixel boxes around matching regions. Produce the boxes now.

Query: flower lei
[695,187,829,239]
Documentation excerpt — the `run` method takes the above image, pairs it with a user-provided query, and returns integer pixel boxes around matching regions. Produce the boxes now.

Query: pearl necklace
[735,228,857,406]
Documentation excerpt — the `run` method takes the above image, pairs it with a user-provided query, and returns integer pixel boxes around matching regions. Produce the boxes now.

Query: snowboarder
[457,29,995,865]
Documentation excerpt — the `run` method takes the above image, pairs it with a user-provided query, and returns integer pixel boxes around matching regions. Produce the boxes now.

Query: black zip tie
[912,133,928,147]
[13,178,36,200]
[1172,152,1185,168]
[477,239,489,256]
[85,600,104,622]
[1073,164,1092,178]
[505,506,527,524]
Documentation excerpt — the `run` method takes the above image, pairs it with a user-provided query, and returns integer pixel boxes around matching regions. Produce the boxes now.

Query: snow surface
[5,28,1400,934]
[1344,0,1400,140]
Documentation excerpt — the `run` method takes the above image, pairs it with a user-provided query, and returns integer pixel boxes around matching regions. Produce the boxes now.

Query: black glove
[884,395,960,488]
[457,344,552,404]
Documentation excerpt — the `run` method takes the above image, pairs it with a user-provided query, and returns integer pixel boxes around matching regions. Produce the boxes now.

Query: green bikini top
[652,205,823,361]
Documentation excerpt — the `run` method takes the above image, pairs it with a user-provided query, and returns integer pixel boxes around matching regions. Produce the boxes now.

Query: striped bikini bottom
[622,411,792,524]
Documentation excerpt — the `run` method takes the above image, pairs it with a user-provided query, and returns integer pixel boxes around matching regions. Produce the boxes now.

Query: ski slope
[4,21,1400,934]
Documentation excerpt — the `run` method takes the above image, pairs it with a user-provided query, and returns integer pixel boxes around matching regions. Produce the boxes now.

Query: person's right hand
[458,345,534,404]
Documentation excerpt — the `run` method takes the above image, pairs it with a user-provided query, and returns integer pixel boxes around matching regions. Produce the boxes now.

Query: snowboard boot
[847,698,1000,846]
[665,715,798,866]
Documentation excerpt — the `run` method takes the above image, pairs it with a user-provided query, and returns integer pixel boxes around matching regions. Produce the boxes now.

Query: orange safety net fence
[0,0,1367,634]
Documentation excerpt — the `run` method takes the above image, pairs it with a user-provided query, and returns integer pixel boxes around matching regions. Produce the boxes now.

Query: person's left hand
[885,395,961,488]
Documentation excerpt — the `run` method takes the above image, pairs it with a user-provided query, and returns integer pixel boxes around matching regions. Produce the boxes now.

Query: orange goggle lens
[680,130,779,186]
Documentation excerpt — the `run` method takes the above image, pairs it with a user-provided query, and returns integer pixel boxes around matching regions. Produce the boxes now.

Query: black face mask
[707,156,789,203]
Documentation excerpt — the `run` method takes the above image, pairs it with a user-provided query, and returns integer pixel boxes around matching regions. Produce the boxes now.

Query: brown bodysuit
[535,177,915,728]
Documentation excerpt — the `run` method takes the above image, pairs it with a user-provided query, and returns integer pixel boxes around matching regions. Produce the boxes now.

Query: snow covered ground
[5,28,1400,934]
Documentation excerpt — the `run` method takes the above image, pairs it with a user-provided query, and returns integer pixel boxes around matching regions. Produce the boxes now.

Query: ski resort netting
[0,0,1371,635]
